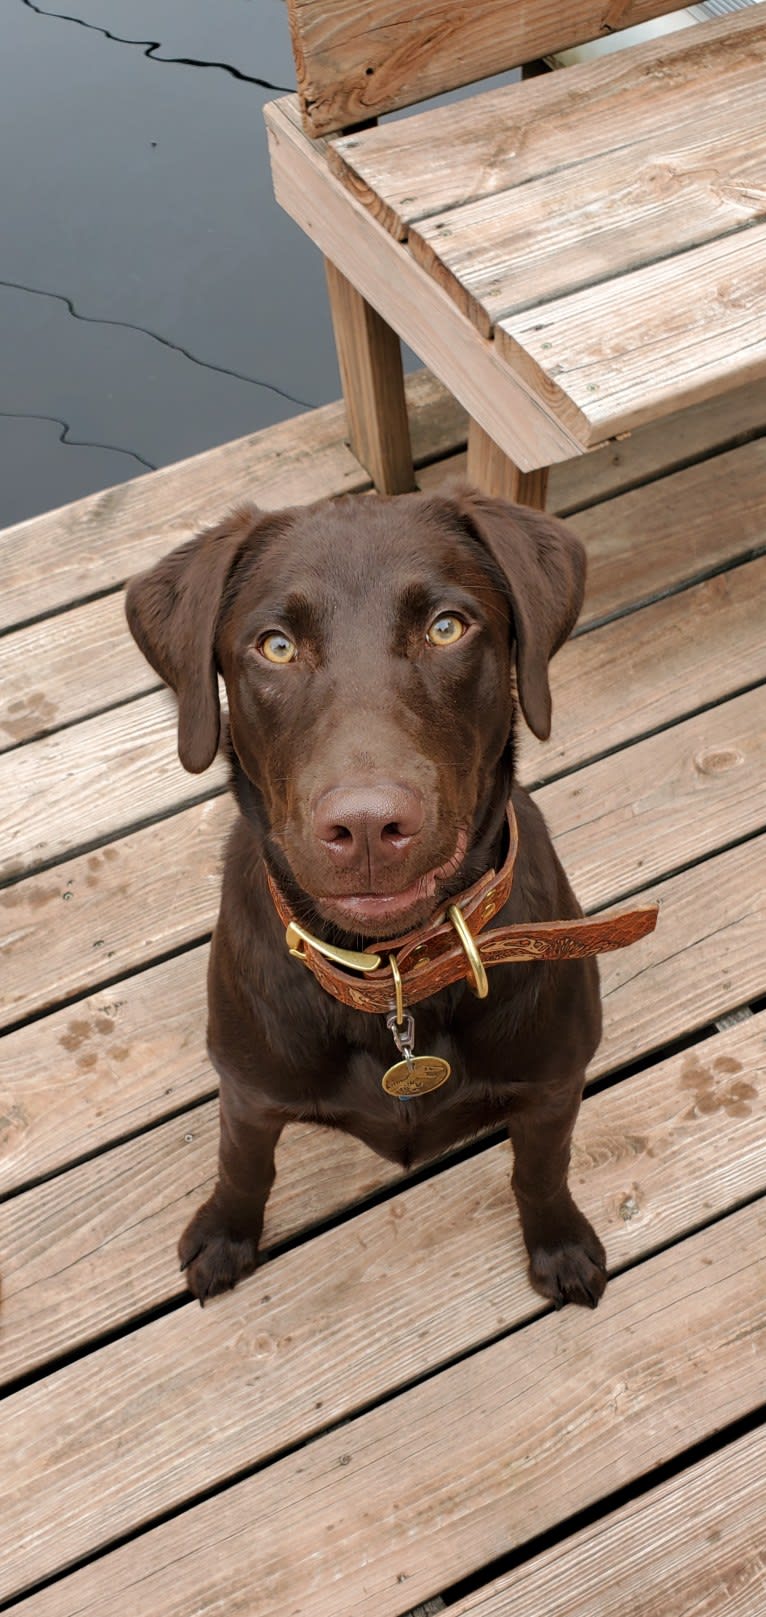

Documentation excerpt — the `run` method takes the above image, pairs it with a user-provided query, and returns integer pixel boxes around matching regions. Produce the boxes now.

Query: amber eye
[258,631,297,665]
[426,613,467,648]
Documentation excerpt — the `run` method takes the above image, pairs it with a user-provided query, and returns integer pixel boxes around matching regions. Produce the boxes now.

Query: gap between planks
[1,1005,763,1389]
[8,1198,765,1616]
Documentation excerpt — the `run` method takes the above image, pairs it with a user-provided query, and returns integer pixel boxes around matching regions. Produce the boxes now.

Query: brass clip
[285,920,381,974]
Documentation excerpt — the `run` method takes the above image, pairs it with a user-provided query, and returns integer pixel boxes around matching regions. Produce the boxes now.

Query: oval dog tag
[382,1055,451,1097]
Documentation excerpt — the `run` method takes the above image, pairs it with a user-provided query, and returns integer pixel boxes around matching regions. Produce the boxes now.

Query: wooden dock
[1,370,765,1615]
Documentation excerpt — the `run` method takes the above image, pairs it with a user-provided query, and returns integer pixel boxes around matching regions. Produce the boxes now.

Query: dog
[126,487,610,1309]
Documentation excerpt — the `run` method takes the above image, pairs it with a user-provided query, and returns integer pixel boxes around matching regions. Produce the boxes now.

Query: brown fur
[126,488,606,1307]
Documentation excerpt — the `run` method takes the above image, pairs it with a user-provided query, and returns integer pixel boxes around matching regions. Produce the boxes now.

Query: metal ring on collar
[447,903,489,999]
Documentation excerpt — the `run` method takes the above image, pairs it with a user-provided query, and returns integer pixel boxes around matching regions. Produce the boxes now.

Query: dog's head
[126,490,584,938]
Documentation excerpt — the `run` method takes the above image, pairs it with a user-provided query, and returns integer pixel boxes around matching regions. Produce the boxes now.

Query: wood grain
[0,950,213,1195]
[498,221,766,443]
[448,1426,766,1616]
[466,422,549,506]
[0,368,466,633]
[12,1200,765,1614]
[597,835,766,1074]
[288,0,708,135]
[328,11,766,232]
[1,1007,762,1388]
[537,687,766,911]
[571,435,766,625]
[411,98,766,336]
[420,377,766,514]
[1,797,233,1029]
[535,555,766,780]
[266,96,585,470]
[0,688,227,884]
[325,259,416,492]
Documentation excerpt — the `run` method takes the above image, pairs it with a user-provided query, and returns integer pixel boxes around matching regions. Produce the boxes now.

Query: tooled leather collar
[267,801,658,1016]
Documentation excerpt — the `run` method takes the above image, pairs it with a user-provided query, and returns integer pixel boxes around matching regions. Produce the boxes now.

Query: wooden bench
[265,1,766,506]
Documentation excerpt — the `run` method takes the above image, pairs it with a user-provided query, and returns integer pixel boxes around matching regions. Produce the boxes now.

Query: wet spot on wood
[59,1018,91,1052]
[94,1016,115,1034]
[713,1055,742,1075]
[0,1102,28,1148]
[680,1053,755,1119]
[110,1045,130,1062]
[77,1051,98,1070]
[87,855,102,871]
[1,691,58,740]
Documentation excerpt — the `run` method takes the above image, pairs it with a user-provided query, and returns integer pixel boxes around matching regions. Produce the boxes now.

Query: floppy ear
[124,506,259,773]
[455,488,586,740]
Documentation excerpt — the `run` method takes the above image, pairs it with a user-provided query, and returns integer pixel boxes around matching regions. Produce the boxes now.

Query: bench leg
[325,259,416,494]
[466,420,549,509]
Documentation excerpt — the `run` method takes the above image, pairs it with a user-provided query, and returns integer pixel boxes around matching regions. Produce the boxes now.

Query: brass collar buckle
[285,920,381,974]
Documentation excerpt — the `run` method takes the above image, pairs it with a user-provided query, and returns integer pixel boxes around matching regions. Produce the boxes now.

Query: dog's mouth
[313,829,469,938]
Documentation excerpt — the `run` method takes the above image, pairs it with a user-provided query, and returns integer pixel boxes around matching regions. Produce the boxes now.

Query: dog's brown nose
[313,785,424,869]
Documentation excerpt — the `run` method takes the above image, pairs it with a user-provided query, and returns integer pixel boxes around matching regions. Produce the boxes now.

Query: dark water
[1,2,518,529]
[0,0,340,526]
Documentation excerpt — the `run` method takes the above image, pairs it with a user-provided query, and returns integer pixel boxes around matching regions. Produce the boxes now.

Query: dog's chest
[301,1030,519,1167]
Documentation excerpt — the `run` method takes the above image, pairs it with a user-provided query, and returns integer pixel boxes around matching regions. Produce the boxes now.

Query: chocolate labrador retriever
[127,488,621,1308]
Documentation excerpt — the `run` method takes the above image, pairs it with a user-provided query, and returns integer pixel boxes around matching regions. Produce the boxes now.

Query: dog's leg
[178,1086,282,1303]
[507,1083,607,1310]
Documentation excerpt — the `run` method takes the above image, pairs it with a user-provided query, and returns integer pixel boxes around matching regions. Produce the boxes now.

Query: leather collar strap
[267,801,658,1016]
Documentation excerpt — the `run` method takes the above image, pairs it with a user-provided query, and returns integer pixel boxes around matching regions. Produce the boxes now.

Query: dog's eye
[258,631,297,665]
[426,614,467,648]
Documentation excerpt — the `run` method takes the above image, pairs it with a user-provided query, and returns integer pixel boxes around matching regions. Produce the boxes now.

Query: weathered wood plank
[597,835,766,1073]
[536,555,766,780]
[570,436,766,624]
[0,592,154,752]
[537,687,766,911]
[448,1426,766,1616]
[1,797,232,1029]
[0,689,227,884]
[5,682,763,1035]
[266,96,585,471]
[0,368,466,633]
[419,378,766,513]
[0,1106,403,1386]
[290,0,722,135]
[411,97,766,336]
[4,832,761,1203]
[6,427,766,749]
[12,1200,765,1614]
[498,221,766,444]
[0,950,213,1195]
[328,11,766,230]
[2,1007,762,1389]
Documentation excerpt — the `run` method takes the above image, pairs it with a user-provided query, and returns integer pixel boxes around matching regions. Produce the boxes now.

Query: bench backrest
[287,0,690,135]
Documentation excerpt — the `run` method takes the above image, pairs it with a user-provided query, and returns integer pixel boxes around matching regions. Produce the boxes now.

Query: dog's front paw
[178,1198,260,1304]
[518,1191,607,1310]
[528,1233,607,1310]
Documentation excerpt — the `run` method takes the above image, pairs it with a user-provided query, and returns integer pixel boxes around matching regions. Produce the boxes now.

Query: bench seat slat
[498,221,766,441]
[328,10,766,239]
[410,92,766,336]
